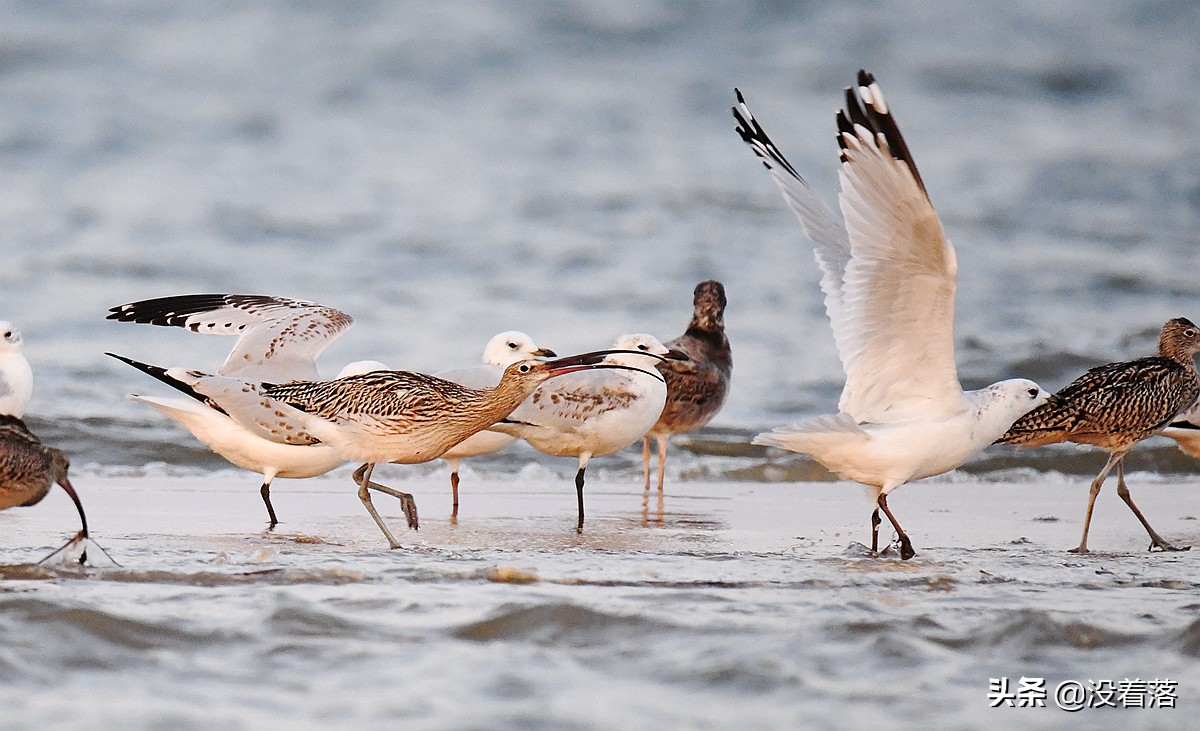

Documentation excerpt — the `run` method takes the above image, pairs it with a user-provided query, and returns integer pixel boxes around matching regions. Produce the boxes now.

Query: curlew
[999,318,1200,553]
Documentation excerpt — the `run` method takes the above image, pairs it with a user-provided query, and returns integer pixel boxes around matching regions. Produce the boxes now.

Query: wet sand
[3,471,1198,730]
[5,468,1198,560]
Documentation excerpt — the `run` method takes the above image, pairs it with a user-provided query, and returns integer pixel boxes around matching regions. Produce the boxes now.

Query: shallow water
[3,0,1200,727]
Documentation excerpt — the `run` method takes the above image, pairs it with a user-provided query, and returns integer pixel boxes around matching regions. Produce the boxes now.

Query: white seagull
[733,71,1048,559]
[107,293,368,527]
[491,333,686,533]
[0,323,33,418]
[434,331,556,519]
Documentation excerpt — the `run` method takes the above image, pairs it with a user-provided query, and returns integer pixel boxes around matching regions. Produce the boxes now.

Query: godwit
[434,331,556,519]
[642,281,731,493]
[0,323,33,418]
[734,72,1047,560]
[999,318,1200,553]
[158,349,636,548]
[108,294,364,527]
[0,414,91,564]
[492,334,685,533]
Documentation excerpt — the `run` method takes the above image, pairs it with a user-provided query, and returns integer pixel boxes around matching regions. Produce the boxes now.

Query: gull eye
[3,331,9,339]
[638,343,648,351]
[508,341,518,349]
[1027,388,1039,398]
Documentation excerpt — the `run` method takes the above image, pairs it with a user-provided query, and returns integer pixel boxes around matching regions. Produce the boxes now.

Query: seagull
[434,331,556,519]
[999,318,1200,553]
[107,293,355,381]
[491,334,686,533]
[733,71,1048,560]
[108,294,366,527]
[0,323,33,419]
[154,349,638,548]
[642,281,732,493]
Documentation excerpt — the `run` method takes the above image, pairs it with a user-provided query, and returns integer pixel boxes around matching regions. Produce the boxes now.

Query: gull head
[608,334,688,369]
[984,378,1050,422]
[482,331,556,367]
[0,322,23,354]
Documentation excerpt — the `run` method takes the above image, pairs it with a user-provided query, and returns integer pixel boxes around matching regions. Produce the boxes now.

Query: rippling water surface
[3,1,1200,728]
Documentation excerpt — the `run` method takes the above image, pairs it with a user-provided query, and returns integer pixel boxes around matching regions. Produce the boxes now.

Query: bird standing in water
[435,331,556,519]
[999,317,1200,553]
[170,349,637,547]
[734,72,1048,559]
[492,334,685,533]
[642,280,731,493]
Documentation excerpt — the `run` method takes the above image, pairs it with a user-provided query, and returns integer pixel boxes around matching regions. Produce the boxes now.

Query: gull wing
[833,71,963,422]
[107,294,354,382]
[733,91,854,369]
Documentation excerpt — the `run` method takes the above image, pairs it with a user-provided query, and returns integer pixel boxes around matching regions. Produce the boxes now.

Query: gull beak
[532,347,557,358]
[664,348,690,361]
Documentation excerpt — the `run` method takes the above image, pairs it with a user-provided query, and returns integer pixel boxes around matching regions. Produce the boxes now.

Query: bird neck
[1158,338,1199,370]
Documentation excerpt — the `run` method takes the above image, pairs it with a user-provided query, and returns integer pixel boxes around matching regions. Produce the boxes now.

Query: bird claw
[1149,541,1190,552]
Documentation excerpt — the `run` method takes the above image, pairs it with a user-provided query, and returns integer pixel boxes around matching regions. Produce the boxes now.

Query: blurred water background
[2,2,1200,729]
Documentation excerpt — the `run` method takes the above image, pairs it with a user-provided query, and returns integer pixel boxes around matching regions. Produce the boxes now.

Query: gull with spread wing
[734,71,1048,559]
[108,294,372,527]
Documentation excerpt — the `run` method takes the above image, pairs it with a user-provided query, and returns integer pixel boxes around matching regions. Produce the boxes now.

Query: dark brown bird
[999,317,1200,553]
[0,414,90,563]
[642,280,732,492]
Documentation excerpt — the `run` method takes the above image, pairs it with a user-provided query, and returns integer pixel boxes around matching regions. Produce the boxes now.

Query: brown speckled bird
[642,280,732,492]
[998,317,1200,553]
[0,414,90,562]
[169,349,641,548]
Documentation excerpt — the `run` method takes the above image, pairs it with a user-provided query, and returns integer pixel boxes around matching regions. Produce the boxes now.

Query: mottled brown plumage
[0,414,90,563]
[258,350,635,548]
[998,317,1200,552]
[642,280,732,492]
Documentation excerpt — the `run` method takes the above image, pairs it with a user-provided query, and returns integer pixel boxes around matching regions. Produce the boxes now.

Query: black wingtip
[837,69,927,195]
[731,88,804,182]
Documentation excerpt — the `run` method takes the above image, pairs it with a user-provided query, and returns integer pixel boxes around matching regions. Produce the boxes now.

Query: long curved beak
[57,475,89,537]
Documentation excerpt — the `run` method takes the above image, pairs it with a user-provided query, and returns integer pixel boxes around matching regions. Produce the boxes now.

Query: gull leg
[1114,460,1189,552]
[351,463,419,549]
[877,493,915,560]
[575,466,587,534]
[260,478,279,530]
[574,453,592,534]
[870,509,881,554]
[656,433,668,493]
[1070,451,1122,554]
[642,436,652,491]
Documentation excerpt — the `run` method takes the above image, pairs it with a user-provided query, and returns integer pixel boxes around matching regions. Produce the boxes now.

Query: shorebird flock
[3,70,1196,560]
